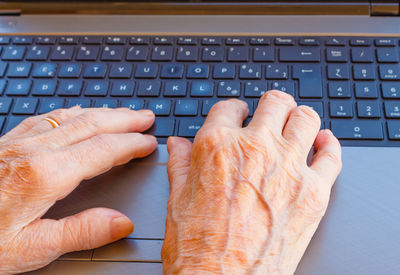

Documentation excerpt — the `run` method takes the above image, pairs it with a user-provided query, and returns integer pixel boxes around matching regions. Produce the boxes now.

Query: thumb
[166,136,193,194]
[10,208,133,273]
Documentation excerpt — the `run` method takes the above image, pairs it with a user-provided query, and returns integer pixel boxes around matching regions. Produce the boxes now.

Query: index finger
[202,99,249,129]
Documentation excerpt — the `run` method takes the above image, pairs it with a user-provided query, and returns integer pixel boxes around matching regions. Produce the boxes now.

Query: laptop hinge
[0,9,21,16]
[370,1,400,16]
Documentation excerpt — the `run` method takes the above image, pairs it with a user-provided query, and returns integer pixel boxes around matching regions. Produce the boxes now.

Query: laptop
[0,0,398,274]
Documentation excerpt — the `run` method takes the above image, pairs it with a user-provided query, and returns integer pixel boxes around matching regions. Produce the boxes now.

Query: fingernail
[110,216,134,240]
[137,109,154,118]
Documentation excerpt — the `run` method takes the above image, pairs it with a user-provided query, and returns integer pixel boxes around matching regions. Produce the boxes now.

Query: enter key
[293,64,323,98]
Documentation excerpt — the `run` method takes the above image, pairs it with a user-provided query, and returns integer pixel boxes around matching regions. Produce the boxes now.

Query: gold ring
[43,117,60,128]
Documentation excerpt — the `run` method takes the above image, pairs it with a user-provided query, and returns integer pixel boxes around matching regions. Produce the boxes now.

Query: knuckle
[265,89,295,104]
[325,151,342,169]
[90,134,113,153]
[296,105,320,122]
[48,108,71,122]
[196,126,232,148]
[72,112,100,133]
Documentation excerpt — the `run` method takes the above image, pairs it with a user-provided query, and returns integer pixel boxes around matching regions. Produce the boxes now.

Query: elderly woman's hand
[0,107,157,274]
[163,90,342,274]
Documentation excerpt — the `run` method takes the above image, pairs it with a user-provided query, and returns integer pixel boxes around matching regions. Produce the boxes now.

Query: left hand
[0,107,157,274]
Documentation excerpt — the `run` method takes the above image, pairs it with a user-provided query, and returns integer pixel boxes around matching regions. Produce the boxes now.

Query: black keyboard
[0,35,400,146]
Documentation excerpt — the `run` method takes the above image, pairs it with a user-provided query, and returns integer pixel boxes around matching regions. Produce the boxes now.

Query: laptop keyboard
[0,35,400,146]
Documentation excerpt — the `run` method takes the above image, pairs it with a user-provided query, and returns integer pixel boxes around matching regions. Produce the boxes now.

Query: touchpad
[43,146,170,239]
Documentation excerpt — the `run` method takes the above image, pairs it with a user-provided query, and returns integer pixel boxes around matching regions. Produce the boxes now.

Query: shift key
[331,120,383,140]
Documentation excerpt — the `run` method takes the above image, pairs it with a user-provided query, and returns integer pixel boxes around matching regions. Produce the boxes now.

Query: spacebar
[331,120,383,140]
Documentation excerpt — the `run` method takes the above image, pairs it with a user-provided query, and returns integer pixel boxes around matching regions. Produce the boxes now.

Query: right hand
[163,90,342,274]
[0,107,157,274]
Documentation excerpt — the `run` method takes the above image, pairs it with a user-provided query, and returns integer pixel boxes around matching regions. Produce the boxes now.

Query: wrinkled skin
[0,107,158,274]
[163,91,342,274]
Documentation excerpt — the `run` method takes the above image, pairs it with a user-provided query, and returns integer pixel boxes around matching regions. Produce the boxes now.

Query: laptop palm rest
[29,146,400,274]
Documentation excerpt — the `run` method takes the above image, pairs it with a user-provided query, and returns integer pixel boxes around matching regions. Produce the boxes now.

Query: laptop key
[32,80,57,96]
[106,36,126,45]
[354,82,378,99]
[12,98,38,115]
[2,46,26,61]
[328,82,351,98]
[384,102,400,118]
[375,39,396,47]
[94,99,118,108]
[154,37,173,45]
[279,47,321,62]
[83,36,103,45]
[353,64,376,80]
[244,81,267,98]
[250,37,271,46]
[327,64,350,80]
[217,81,241,97]
[350,39,371,46]
[3,116,28,134]
[175,99,198,116]
[351,48,373,63]
[226,37,246,45]
[239,64,262,79]
[190,81,213,97]
[5,79,32,96]
[151,46,173,61]
[326,48,348,62]
[266,64,288,80]
[84,81,109,96]
[0,98,12,114]
[202,47,224,62]
[7,62,32,78]
[275,38,295,46]
[357,101,380,118]
[101,46,124,61]
[160,64,184,79]
[325,38,346,46]
[387,121,400,140]
[110,80,135,97]
[135,64,158,79]
[177,47,198,62]
[202,37,222,45]
[148,99,171,116]
[66,99,91,108]
[292,64,323,98]
[330,101,353,118]
[50,46,74,61]
[137,81,161,97]
[253,47,275,62]
[213,64,235,79]
[379,65,400,80]
[187,64,209,79]
[178,118,205,137]
[76,46,100,61]
[83,63,108,78]
[120,99,144,110]
[202,99,219,116]
[26,46,50,61]
[146,117,175,137]
[59,36,79,45]
[126,46,149,61]
[228,47,249,62]
[109,64,132,79]
[381,83,400,99]
[38,99,64,114]
[376,48,399,63]
[58,64,82,78]
[164,81,187,97]
[331,120,383,140]
[57,80,83,96]
[130,37,150,45]
[32,63,57,78]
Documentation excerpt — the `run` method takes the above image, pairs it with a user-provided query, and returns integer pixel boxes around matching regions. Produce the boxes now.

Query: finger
[20,208,133,261]
[202,99,248,129]
[282,105,321,155]
[33,108,155,147]
[247,90,297,135]
[28,107,132,136]
[167,136,193,194]
[52,133,157,195]
[310,129,342,185]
